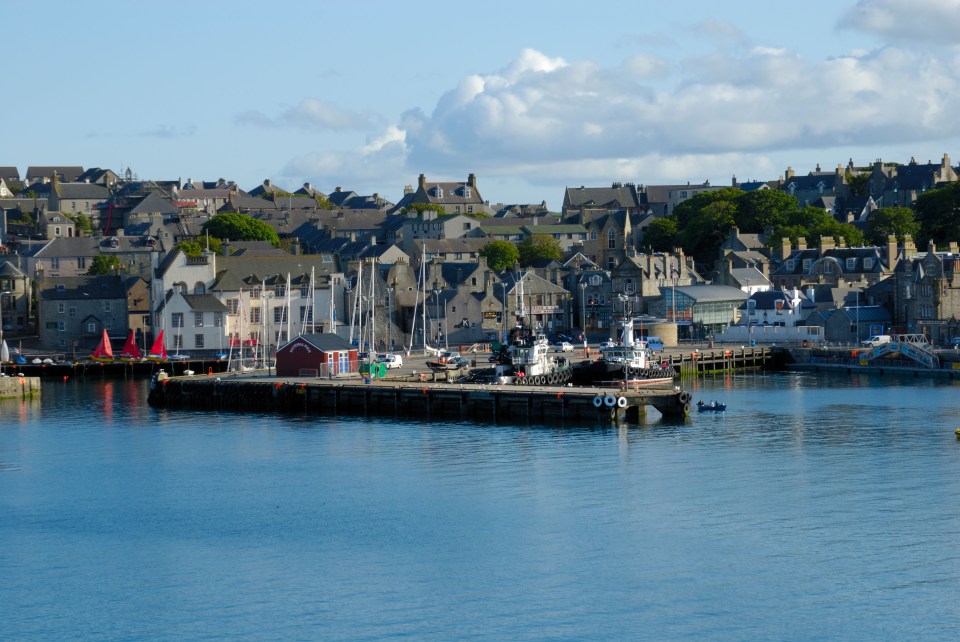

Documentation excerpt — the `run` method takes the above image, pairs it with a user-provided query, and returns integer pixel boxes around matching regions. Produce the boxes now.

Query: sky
[7,0,960,209]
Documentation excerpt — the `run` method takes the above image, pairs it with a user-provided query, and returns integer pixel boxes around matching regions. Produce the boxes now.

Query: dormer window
[463,186,471,198]
[788,183,796,195]
[786,260,796,270]
[864,258,874,269]
[802,259,812,271]
[431,186,443,198]
[846,258,857,270]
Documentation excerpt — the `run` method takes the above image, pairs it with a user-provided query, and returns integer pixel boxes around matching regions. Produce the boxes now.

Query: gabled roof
[729,267,771,289]
[0,260,26,277]
[563,184,640,211]
[27,166,84,182]
[40,275,127,300]
[55,182,111,200]
[181,293,229,312]
[128,191,180,216]
[285,332,354,352]
[0,167,20,182]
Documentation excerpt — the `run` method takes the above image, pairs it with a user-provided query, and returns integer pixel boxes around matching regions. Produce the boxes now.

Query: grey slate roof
[294,332,354,352]
[182,293,229,312]
[41,275,126,300]
[55,182,111,200]
[27,166,84,182]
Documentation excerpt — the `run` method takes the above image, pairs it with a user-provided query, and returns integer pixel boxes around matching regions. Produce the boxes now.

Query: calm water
[3,373,960,641]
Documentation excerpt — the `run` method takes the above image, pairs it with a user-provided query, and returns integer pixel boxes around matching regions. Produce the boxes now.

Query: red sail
[120,329,142,359]
[148,330,168,360]
[91,329,114,360]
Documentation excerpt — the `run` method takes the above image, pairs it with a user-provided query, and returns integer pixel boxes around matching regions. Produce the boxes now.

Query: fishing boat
[90,329,115,362]
[571,316,675,388]
[119,330,143,361]
[147,330,168,362]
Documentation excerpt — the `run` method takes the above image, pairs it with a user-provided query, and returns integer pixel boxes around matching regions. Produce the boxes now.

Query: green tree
[479,240,520,271]
[734,189,799,231]
[201,212,280,246]
[846,172,869,197]
[518,233,562,265]
[914,181,960,246]
[87,255,122,275]
[642,217,678,252]
[678,200,738,264]
[864,207,920,245]
[176,237,223,257]
[672,187,743,229]
[73,212,93,235]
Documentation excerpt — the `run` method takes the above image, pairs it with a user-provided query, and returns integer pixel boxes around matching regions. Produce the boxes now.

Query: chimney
[903,234,916,258]
[797,237,807,251]
[418,174,427,190]
[950,241,959,254]
[785,166,795,180]
[806,286,815,304]
[780,237,792,262]
[264,179,271,187]
[467,173,476,188]
[819,236,835,253]
[887,234,897,268]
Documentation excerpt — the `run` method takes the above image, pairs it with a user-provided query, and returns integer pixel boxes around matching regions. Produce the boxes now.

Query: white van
[644,336,665,351]
[861,335,892,347]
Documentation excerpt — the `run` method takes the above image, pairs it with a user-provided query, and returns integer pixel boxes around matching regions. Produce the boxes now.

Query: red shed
[275,333,358,377]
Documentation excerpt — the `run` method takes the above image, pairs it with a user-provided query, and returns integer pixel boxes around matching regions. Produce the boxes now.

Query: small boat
[697,400,726,412]
[119,329,143,361]
[91,329,115,362]
[147,330,168,362]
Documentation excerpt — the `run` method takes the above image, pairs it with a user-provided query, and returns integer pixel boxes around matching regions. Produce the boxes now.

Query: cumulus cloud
[236,98,378,131]
[838,0,960,45]
[387,41,960,184]
[278,17,960,202]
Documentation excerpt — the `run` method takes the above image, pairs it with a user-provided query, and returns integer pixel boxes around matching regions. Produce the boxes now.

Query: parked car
[437,350,461,362]
[553,341,574,352]
[376,353,403,369]
[643,336,665,351]
[861,335,892,347]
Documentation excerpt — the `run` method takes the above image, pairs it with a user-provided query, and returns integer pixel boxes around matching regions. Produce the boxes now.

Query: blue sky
[7,0,960,208]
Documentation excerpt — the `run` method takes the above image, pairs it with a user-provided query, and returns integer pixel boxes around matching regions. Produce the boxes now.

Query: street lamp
[386,284,394,352]
[497,281,507,344]
[579,281,587,342]
[433,288,441,346]
[0,290,10,347]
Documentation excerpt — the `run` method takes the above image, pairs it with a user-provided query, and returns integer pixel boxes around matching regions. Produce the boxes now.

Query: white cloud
[236,99,377,131]
[838,0,960,45]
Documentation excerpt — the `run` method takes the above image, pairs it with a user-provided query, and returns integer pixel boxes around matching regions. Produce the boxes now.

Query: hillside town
[2,157,960,359]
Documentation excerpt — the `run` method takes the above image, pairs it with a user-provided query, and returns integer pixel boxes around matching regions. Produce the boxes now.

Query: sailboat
[119,329,143,361]
[147,329,168,362]
[91,329,115,362]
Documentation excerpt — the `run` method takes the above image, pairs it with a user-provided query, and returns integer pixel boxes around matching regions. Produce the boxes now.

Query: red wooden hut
[275,333,358,377]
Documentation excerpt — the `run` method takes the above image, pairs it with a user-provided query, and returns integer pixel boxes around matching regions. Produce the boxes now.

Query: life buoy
[604,394,617,407]
[617,396,628,408]
[593,395,604,408]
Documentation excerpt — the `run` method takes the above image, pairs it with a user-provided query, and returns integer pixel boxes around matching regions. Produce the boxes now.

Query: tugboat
[572,316,675,388]
[490,277,573,386]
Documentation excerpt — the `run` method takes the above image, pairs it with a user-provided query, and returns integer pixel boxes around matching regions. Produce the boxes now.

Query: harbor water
[3,373,960,640]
